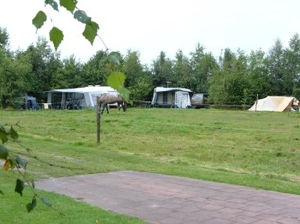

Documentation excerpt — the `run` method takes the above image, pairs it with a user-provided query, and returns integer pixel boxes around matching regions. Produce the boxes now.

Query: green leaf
[119,87,131,103]
[74,10,91,23]
[41,197,52,207]
[0,190,4,195]
[107,72,126,92]
[26,196,37,213]
[49,27,64,50]
[82,21,99,45]
[32,11,47,30]
[15,179,25,196]
[9,126,18,140]
[0,125,8,144]
[15,156,28,169]
[108,51,122,65]
[59,0,77,13]
[107,72,131,102]
[0,145,8,159]
[45,0,59,11]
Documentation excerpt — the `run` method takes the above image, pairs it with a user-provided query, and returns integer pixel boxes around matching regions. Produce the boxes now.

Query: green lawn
[1,108,300,222]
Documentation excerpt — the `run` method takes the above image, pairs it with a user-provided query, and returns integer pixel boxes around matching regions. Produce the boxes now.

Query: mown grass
[1,108,300,222]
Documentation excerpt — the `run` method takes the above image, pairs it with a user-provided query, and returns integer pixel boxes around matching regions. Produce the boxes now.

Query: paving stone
[36,171,300,224]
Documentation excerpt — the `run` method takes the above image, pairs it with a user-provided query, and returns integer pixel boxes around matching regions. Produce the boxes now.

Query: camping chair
[43,103,49,110]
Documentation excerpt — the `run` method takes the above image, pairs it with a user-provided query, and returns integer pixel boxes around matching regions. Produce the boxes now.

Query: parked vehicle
[191,93,209,108]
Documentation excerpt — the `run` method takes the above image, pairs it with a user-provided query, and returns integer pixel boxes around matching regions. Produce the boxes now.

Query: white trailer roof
[154,87,192,93]
[48,86,116,93]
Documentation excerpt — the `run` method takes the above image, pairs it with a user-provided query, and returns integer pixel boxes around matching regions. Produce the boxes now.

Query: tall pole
[255,94,258,112]
[96,96,101,144]
[25,93,28,110]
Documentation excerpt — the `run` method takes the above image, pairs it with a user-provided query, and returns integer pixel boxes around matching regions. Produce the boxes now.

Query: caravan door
[175,91,191,108]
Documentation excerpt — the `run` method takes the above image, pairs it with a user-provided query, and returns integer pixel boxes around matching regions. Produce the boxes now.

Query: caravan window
[66,92,84,100]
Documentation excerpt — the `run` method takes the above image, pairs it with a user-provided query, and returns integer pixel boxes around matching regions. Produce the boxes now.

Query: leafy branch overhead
[0,124,65,214]
[32,1,131,98]
[32,0,99,50]
[107,71,131,102]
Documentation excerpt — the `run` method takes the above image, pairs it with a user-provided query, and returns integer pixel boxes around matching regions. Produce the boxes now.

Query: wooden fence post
[96,96,101,144]
[255,94,258,112]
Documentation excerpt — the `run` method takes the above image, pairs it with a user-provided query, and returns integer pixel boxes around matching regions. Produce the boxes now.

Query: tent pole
[255,94,258,112]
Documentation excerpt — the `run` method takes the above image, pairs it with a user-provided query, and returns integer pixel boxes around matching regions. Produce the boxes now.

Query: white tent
[248,96,298,112]
[46,85,118,109]
[151,87,192,108]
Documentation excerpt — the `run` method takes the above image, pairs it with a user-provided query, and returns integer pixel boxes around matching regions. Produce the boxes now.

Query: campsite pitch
[1,108,300,195]
[1,108,300,222]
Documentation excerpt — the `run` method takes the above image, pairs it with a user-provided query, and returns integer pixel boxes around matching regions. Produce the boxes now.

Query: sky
[1,0,300,65]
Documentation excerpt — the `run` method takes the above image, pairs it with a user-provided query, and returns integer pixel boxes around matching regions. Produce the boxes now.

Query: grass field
[1,108,300,222]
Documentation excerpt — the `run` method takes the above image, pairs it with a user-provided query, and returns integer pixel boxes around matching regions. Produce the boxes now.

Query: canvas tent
[248,96,298,112]
[15,95,40,110]
[151,87,192,108]
[46,86,118,109]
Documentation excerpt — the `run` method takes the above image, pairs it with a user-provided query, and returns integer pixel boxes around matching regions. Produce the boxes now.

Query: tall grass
[1,108,299,193]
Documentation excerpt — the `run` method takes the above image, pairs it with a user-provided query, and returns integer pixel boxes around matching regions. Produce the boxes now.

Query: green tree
[209,48,237,105]
[209,48,250,106]
[266,39,285,95]
[22,37,58,100]
[53,55,82,89]
[0,53,31,107]
[173,50,191,88]
[0,29,32,107]
[228,49,251,106]
[82,50,121,86]
[122,50,152,101]
[283,33,300,98]
[129,75,153,102]
[122,50,144,87]
[248,49,270,100]
[151,51,174,87]
[0,27,10,51]
[190,43,218,93]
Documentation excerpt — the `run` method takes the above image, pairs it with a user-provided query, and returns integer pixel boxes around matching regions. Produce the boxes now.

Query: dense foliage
[1,27,300,107]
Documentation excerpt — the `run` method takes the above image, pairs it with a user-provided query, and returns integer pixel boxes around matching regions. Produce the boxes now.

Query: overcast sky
[1,0,300,65]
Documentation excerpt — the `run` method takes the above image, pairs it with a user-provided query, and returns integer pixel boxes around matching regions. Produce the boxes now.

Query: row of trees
[1,27,300,108]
